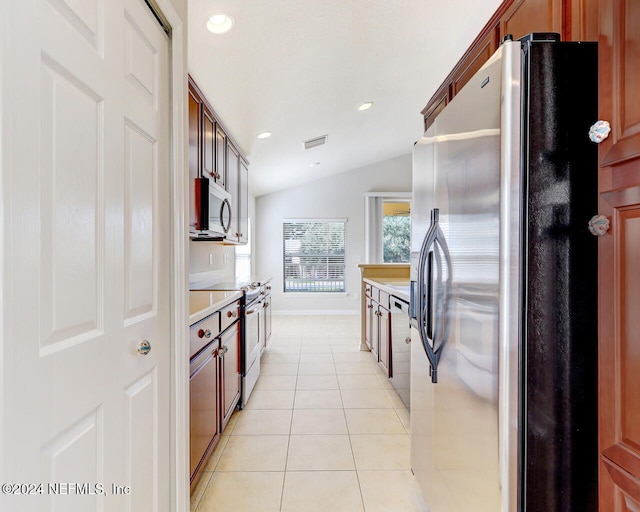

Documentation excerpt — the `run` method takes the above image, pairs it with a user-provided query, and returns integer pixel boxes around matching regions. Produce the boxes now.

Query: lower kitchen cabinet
[189,342,219,486]
[189,297,242,491]
[365,286,391,377]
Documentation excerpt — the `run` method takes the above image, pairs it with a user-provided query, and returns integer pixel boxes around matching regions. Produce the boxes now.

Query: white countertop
[363,277,410,302]
[189,290,243,325]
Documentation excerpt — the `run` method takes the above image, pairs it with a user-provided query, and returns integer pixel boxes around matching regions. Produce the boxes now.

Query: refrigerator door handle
[426,250,434,341]
[417,208,452,383]
[417,210,439,379]
[432,227,452,381]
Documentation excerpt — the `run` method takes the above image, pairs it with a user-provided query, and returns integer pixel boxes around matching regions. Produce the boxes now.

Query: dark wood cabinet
[189,339,219,490]
[215,124,227,189]
[238,158,249,245]
[421,0,593,130]
[597,0,640,509]
[201,105,218,184]
[188,75,249,244]
[422,87,449,132]
[500,0,562,40]
[225,142,240,242]
[452,26,499,97]
[188,88,201,232]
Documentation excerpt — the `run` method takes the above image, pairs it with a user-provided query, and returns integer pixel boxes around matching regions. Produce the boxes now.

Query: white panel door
[0,0,171,511]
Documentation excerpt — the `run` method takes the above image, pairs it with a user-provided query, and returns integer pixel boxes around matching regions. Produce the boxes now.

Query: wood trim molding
[421,0,515,117]
[602,456,640,505]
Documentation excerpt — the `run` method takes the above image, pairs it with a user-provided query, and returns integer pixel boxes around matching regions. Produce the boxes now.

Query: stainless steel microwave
[192,177,232,240]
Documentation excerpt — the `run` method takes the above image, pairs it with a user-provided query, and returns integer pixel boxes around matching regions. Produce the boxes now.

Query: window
[283,219,346,292]
[382,201,410,263]
[364,193,411,263]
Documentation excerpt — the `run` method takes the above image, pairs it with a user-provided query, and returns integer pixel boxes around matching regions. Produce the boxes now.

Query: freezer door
[410,40,521,512]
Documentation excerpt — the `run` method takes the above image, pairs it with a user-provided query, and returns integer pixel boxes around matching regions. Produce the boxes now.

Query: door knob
[137,340,151,356]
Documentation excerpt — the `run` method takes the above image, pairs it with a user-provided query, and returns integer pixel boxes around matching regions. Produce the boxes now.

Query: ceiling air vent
[303,134,328,150]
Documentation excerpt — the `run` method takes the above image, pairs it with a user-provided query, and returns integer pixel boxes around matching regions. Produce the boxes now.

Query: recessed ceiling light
[206,14,234,34]
[257,132,271,139]
[358,101,374,111]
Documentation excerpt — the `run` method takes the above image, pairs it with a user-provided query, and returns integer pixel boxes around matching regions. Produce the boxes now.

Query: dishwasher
[389,295,411,408]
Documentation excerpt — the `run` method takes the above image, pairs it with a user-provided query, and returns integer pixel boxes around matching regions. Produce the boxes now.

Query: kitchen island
[358,264,411,407]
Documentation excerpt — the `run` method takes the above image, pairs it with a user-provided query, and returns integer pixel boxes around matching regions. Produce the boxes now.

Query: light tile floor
[191,314,428,512]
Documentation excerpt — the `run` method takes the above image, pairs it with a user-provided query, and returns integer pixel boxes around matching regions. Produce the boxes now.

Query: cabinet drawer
[190,312,220,359]
[378,290,390,308]
[366,284,379,302]
[221,300,241,332]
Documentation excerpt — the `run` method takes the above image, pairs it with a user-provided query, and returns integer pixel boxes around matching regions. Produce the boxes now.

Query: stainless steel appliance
[190,278,266,406]
[389,295,411,408]
[191,176,232,240]
[242,285,262,406]
[410,34,598,512]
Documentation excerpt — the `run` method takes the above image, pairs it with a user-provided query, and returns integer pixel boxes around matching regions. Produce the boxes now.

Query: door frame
[149,0,189,510]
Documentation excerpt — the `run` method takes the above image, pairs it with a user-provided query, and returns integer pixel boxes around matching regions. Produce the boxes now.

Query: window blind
[283,220,346,292]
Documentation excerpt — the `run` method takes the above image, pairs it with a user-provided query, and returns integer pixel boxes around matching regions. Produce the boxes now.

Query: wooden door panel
[501,0,562,40]
[599,186,640,510]
[202,108,215,180]
[599,0,640,166]
[452,27,498,96]
[602,457,640,511]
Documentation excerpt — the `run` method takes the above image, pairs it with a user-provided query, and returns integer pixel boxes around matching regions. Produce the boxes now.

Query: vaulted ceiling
[188,0,502,196]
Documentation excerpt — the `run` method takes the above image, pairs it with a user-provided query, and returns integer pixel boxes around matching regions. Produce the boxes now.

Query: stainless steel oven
[242,289,262,406]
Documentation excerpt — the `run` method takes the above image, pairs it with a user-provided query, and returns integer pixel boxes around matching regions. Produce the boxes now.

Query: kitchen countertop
[189,272,272,291]
[363,277,410,303]
[189,290,243,326]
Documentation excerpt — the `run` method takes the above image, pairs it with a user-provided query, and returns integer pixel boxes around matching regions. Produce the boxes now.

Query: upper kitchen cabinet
[224,142,249,245]
[188,86,201,231]
[188,75,249,245]
[421,0,596,130]
[215,124,227,190]
[188,77,224,188]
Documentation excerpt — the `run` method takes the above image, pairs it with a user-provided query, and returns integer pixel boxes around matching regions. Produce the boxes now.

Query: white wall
[188,192,257,279]
[255,153,411,314]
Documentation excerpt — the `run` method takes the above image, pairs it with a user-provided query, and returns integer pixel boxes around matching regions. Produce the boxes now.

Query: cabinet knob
[227,310,237,318]
[405,336,412,344]
[588,214,610,236]
[198,328,212,339]
[367,304,373,309]
[137,340,151,356]
[588,120,611,143]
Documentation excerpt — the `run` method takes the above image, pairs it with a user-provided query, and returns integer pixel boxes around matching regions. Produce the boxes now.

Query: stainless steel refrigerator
[409,34,598,512]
